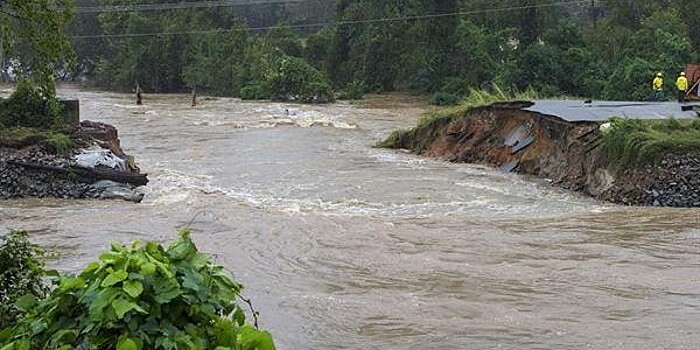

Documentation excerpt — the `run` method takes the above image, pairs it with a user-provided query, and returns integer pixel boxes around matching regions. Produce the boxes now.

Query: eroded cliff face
[382,102,700,207]
[418,102,610,195]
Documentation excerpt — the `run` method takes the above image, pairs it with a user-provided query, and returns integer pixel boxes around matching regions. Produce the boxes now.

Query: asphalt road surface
[527,100,699,121]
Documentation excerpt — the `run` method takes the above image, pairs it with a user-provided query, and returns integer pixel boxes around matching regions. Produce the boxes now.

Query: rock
[1,121,146,202]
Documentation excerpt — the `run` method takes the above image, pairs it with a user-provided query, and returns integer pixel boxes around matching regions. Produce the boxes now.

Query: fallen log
[8,161,149,187]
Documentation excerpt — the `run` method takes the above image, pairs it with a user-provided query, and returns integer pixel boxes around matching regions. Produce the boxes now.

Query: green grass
[0,127,72,154]
[46,132,72,154]
[604,117,700,170]
[459,84,540,109]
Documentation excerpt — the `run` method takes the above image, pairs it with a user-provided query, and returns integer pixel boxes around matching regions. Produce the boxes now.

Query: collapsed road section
[379,100,700,207]
[0,121,147,202]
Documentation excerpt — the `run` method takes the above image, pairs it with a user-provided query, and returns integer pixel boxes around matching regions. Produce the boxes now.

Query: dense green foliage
[0,79,63,130]
[0,0,75,98]
[49,1,700,100]
[0,230,275,350]
[604,117,700,169]
[63,0,333,102]
[0,231,51,330]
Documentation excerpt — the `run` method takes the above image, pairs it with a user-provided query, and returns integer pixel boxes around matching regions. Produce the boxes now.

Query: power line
[74,0,311,14]
[71,0,588,39]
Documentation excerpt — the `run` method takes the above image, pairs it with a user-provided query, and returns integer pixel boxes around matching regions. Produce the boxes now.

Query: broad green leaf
[99,251,123,265]
[117,336,139,350]
[123,280,144,298]
[82,262,100,274]
[49,329,78,346]
[101,270,128,287]
[59,277,85,292]
[88,287,119,318]
[237,326,276,350]
[139,262,156,275]
[112,299,146,319]
[153,280,181,304]
[111,242,126,252]
[168,238,195,260]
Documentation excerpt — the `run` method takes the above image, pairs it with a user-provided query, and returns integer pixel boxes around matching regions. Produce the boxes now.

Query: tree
[0,0,74,98]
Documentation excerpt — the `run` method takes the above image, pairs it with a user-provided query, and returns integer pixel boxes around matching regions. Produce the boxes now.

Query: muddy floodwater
[1,87,699,349]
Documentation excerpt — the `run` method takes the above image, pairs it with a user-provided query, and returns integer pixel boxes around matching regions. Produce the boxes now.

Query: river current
[1,87,699,349]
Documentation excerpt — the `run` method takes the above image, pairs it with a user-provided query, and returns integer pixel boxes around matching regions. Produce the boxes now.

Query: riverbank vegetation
[39,0,698,102]
[0,229,275,349]
[604,117,700,170]
[0,80,73,153]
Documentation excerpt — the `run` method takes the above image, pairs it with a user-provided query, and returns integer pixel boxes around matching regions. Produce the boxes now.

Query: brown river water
[1,87,699,349]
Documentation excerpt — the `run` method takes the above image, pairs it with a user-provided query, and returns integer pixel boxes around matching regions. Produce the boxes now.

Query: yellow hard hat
[681,72,686,76]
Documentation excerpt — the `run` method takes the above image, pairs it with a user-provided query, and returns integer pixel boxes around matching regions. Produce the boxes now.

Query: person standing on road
[652,72,664,101]
[676,72,688,103]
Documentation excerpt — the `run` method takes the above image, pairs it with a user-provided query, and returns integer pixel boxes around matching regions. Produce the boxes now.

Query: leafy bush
[336,80,365,100]
[0,230,275,350]
[268,57,334,103]
[430,92,460,106]
[602,57,656,101]
[0,80,63,130]
[0,231,50,330]
[239,84,271,100]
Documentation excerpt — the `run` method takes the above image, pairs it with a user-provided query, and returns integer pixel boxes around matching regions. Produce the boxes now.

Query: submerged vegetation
[603,117,700,170]
[0,229,275,350]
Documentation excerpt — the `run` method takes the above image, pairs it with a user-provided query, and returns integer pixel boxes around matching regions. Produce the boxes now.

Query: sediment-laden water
[1,87,699,349]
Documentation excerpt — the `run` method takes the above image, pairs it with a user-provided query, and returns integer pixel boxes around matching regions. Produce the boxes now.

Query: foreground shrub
[0,230,275,350]
[0,231,51,330]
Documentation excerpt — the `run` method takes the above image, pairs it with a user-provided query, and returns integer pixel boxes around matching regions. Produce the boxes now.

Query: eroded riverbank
[380,101,700,207]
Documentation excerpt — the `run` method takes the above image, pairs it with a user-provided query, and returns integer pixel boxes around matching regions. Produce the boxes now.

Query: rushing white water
[1,87,699,349]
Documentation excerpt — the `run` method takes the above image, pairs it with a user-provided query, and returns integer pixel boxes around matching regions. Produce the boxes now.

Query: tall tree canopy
[0,0,74,97]
[54,0,700,101]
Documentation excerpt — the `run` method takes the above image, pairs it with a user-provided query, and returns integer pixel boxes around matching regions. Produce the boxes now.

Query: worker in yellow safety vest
[652,72,664,101]
[676,72,688,103]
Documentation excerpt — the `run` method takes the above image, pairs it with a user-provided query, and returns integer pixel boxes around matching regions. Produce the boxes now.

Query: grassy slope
[604,117,700,170]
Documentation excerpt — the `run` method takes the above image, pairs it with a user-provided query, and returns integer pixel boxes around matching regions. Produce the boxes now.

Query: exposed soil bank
[0,121,147,202]
[380,102,700,207]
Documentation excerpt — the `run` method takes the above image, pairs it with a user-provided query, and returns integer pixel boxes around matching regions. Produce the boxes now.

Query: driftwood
[8,161,149,187]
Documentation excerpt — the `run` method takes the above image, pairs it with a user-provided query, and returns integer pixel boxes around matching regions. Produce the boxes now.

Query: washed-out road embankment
[379,100,700,207]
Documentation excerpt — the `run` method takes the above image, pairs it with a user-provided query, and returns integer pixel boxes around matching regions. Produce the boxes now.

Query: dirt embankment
[382,102,700,207]
[0,121,147,202]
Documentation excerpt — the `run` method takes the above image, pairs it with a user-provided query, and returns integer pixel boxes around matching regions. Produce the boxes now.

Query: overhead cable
[74,0,310,14]
[71,0,588,39]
